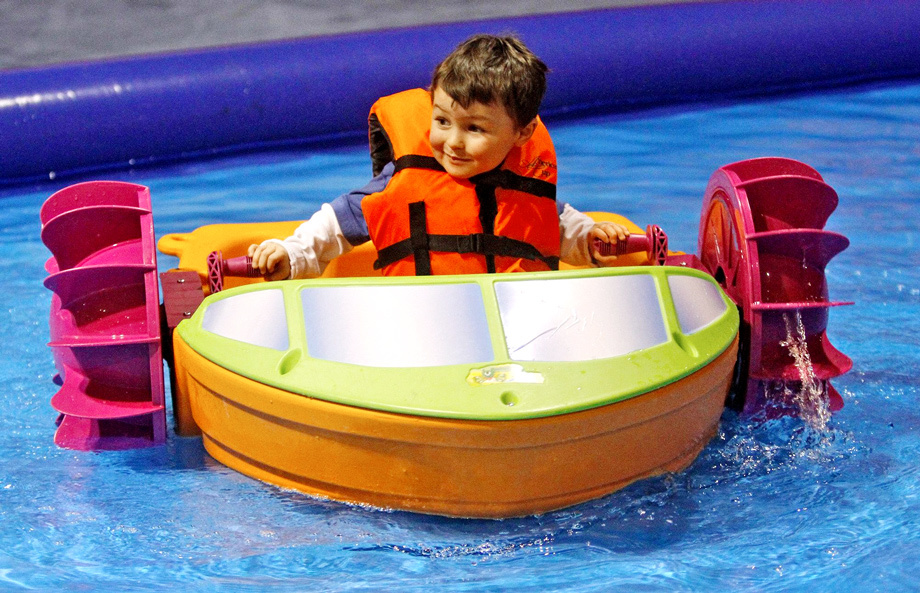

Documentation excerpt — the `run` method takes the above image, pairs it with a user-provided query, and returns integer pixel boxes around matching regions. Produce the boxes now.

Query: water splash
[779,310,831,430]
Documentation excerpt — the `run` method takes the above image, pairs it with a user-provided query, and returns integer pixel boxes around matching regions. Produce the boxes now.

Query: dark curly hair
[430,34,548,128]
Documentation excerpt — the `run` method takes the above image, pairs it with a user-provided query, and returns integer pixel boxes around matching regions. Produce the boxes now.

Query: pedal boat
[166,237,739,517]
[41,157,852,518]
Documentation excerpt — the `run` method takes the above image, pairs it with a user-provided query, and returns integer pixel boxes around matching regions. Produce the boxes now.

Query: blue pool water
[1,81,919,591]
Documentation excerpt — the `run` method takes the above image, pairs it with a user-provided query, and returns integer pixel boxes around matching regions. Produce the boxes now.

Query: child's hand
[248,242,292,281]
[589,221,630,267]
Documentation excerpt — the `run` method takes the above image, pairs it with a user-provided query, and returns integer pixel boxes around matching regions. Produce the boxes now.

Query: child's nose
[446,129,464,151]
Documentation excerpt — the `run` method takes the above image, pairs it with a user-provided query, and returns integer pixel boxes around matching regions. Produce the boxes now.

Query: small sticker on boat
[466,364,544,386]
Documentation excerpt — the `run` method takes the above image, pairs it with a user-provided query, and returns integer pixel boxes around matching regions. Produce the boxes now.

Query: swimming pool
[1,74,917,590]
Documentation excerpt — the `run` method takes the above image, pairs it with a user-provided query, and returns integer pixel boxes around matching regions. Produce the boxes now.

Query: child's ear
[514,119,538,147]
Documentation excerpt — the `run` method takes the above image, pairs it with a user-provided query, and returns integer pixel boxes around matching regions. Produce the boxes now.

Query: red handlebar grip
[222,255,258,278]
[207,251,260,294]
[592,225,668,265]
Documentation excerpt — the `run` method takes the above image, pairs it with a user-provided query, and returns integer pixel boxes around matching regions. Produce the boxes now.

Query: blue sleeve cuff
[329,161,394,245]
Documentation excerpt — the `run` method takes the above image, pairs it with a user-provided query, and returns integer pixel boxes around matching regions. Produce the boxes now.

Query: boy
[250,34,628,280]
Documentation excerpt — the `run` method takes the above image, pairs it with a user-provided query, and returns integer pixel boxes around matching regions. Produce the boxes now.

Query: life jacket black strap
[374,211,560,273]
[470,168,556,201]
[394,155,445,174]
[408,200,432,276]
[395,155,557,202]
[476,184,498,273]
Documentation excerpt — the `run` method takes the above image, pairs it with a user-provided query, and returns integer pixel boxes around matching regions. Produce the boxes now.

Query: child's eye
[434,117,450,127]
[468,125,484,133]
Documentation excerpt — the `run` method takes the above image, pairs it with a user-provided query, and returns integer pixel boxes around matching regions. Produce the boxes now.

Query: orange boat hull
[173,333,737,518]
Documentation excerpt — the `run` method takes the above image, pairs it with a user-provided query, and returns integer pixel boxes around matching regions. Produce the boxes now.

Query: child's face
[429,87,535,179]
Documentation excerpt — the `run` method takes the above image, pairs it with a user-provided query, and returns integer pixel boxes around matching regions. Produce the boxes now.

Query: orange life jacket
[361,88,561,276]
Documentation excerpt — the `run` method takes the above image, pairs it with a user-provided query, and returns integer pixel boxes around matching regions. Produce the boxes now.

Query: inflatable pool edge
[3,0,920,187]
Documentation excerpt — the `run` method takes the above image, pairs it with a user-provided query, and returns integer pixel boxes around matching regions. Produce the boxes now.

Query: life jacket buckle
[469,233,485,255]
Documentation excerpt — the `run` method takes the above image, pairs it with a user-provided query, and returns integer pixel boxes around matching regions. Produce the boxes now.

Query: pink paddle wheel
[698,157,853,415]
[40,182,166,450]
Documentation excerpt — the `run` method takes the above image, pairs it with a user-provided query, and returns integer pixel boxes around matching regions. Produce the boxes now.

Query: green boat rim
[176,266,739,420]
